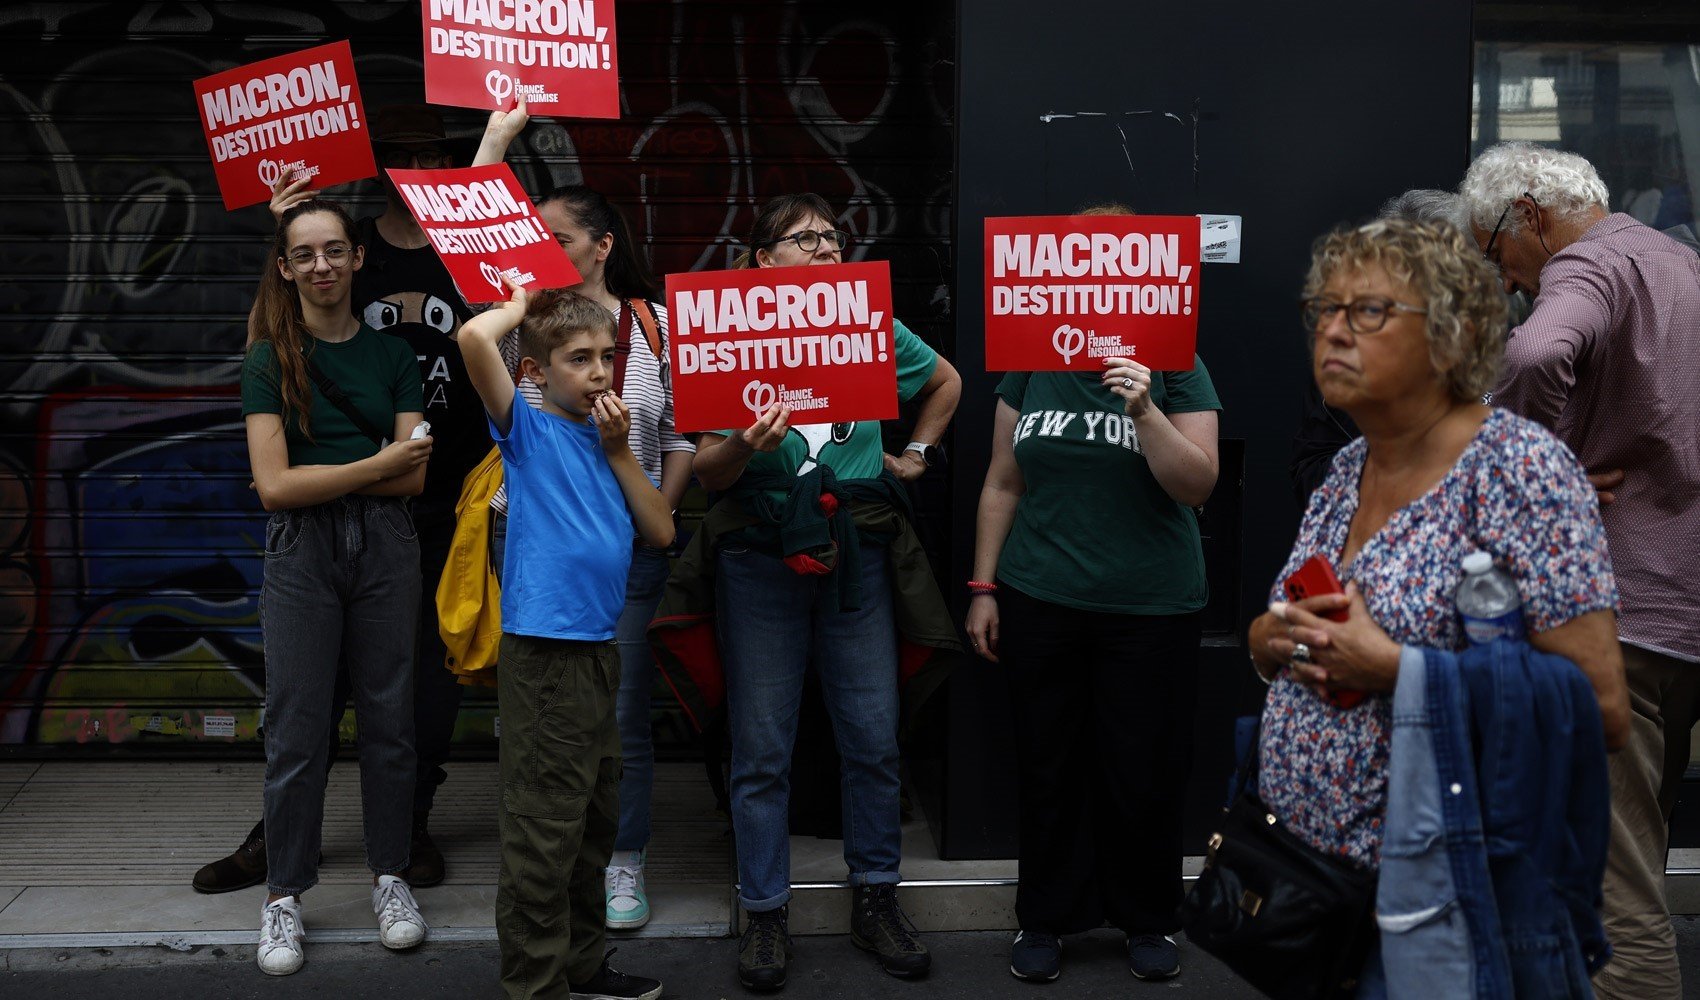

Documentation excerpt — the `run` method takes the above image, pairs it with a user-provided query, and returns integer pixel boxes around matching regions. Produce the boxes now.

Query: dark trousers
[247,519,466,846]
[495,633,621,998]
[997,582,1201,936]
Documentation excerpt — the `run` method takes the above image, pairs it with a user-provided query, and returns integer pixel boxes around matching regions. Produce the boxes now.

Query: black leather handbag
[1178,725,1379,1000]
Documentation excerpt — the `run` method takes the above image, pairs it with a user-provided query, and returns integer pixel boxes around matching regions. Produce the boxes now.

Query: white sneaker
[257,897,305,976]
[372,874,428,950]
[605,851,651,930]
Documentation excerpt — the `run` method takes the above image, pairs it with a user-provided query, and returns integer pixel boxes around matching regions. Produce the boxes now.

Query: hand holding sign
[737,403,793,452]
[1100,357,1153,417]
[267,170,316,222]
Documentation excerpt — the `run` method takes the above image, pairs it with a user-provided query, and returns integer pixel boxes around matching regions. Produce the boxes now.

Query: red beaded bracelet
[966,580,998,594]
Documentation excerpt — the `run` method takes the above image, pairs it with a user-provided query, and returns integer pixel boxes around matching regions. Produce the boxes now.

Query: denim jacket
[1379,641,1610,999]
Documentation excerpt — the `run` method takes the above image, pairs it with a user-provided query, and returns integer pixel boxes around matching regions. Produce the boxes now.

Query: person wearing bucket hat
[198,104,492,899]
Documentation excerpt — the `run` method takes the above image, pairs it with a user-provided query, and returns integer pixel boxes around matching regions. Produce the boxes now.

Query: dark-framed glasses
[763,228,851,253]
[1300,296,1426,334]
[284,246,353,272]
[1481,191,1534,264]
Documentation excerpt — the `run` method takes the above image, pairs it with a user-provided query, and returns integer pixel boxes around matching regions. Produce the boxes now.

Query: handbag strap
[306,352,388,446]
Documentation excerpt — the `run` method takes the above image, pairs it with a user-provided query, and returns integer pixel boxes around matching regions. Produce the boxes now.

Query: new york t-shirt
[995,360,1221,614]
[491,396,634,640]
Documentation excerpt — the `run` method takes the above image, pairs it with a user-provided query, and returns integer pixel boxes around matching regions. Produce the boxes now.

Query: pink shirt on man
[1494,212,1700,661]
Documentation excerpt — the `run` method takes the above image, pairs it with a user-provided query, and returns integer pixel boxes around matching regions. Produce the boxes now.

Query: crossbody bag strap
[614,300,634,396]
[306,353,388,446]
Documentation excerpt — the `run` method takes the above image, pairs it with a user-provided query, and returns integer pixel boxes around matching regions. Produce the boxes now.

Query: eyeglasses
[1481,191,1534,264]
[1301,296,1427,334]
[381,148,448,169]
[284,246,353,272]
[761,228,851,254]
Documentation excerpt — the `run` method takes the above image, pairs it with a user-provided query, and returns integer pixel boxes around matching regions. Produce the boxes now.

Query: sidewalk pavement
[9,921,1700,999]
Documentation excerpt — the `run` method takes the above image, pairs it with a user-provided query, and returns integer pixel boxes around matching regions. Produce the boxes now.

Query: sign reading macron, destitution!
[388,163,581,304]
[192,41,376,211]
[666,261,899,433]
[423,0,620,119]
[983,215,1202,371]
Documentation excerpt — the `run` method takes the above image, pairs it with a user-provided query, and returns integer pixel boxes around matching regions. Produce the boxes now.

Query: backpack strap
[631,298,663,358]
[305,352,388,447]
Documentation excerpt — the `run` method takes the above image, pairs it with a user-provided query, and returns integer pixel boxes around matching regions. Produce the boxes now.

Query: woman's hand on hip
[1269,584,1401,694]
[965,593,999,662]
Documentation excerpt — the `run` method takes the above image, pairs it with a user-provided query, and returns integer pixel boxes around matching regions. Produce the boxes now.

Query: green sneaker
[605,851,650,930]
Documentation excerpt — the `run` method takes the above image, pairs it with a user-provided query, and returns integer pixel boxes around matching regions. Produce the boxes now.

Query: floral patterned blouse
[1258,408,1618,867]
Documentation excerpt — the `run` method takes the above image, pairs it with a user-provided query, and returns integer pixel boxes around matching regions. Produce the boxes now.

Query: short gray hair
[1459,142,1610,236]
[1378,189,1468,232]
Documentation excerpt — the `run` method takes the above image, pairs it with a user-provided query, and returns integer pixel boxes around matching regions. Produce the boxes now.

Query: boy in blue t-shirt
[461,281,674,1000]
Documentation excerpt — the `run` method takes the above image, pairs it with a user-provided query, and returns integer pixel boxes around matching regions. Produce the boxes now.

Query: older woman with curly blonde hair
[1246,219,1628,931]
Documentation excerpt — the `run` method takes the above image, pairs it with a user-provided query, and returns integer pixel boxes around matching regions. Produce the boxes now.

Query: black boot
[404,810,445,887]
[738,905,792,991]
[191,820,266,894]
[850,884,930,978]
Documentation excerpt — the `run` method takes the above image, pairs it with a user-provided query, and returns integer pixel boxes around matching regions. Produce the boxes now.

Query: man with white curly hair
[1461,140,1700,1000]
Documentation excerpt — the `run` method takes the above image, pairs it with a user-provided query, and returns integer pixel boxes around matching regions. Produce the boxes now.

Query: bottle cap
[1462,551,1493,575]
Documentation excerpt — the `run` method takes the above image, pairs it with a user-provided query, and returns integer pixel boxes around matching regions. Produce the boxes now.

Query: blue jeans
[614,545,672,851]
[717,543,903,911]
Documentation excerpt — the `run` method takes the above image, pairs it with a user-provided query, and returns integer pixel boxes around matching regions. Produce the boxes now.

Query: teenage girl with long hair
[241,199,433,976]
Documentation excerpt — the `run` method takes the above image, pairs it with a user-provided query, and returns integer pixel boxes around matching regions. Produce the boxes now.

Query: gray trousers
[261,496,420,897]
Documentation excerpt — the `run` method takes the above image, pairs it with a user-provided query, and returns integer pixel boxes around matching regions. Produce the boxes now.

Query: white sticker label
[493,716,501,739]
[1198,214,1242,264]
[204,715,236,738]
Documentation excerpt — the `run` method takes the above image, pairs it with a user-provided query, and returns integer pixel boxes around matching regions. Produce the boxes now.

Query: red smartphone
[1281,554,1363,708]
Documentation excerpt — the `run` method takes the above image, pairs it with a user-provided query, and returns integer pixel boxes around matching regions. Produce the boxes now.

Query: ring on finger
[1121,377,1134,389]
[1291,642,1312,664]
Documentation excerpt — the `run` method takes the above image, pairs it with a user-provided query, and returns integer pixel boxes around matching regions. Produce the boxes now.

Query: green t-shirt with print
[996,360,1221,614]
[240,324,423,466]
[716,319,939,493]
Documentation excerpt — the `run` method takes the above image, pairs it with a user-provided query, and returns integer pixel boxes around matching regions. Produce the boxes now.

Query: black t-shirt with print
[353,216,490,528]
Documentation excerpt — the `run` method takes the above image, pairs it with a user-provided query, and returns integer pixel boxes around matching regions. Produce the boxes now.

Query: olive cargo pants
[495,633,621,999]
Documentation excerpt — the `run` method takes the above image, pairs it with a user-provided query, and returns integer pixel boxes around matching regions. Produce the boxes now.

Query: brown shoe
[404,811,445,887]
[191,822,266,894]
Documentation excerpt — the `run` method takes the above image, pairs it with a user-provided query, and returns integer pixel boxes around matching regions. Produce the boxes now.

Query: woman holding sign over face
[688,193,961,991]
[965,204,1221,985]
[240,199,433,976]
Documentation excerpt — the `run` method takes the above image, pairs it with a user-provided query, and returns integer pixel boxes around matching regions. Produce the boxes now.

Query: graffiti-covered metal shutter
[0,1,953,751]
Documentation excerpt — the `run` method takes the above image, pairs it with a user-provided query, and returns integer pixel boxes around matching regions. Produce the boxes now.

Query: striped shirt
[492,300,692,514]
[1494,213,1700,661]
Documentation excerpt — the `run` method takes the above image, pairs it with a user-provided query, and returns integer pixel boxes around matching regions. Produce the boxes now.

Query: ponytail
[536,186,661,301]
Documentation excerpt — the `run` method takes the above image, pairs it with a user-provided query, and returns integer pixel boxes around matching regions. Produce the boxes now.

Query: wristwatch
[903,441,943,467]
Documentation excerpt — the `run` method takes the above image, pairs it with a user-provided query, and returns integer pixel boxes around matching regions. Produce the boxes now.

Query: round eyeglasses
[1300,296,1426,334]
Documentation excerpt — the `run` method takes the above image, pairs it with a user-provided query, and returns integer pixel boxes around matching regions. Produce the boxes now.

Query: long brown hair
[248,200,361,438]
[733,193,837,269]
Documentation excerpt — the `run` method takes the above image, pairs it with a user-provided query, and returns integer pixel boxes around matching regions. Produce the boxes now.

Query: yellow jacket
[436,446,503,686]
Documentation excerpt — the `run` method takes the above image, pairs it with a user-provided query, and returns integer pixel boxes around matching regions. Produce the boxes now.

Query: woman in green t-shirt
[965,206,1222,985]
[240,200,434,977]
[692,193,961,990]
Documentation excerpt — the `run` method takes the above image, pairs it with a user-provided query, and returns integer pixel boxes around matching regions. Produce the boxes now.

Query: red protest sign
[666,262,899,433]
[388,164,580,304]
[984,215,1201,371]
[423,0,619,118]
[193,41,376,211]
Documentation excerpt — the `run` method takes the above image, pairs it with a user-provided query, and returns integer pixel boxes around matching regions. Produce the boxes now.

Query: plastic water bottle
[1455,551,1525,645]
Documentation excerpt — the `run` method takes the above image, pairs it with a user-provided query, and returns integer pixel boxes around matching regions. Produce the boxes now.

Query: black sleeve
[1289,377,1358,503]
